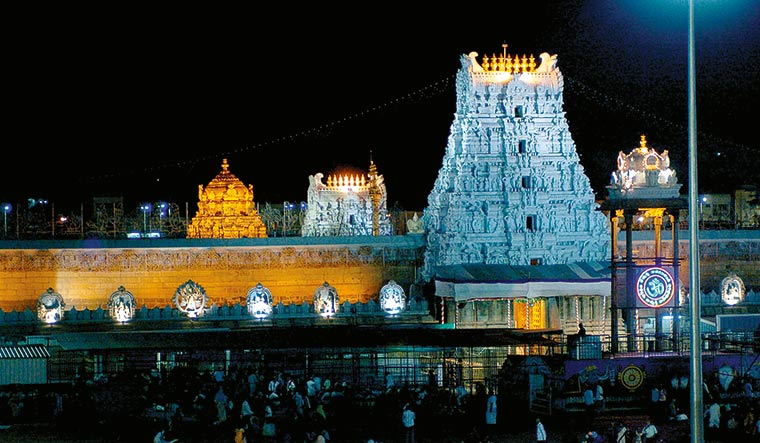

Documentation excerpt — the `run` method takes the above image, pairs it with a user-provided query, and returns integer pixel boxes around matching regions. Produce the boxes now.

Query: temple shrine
[601,135,688,353]
[301,160,391,236]
[186,158,267,238]
[423,46,611,331]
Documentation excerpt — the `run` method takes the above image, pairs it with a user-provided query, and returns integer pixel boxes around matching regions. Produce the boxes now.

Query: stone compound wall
[0,236,425,312]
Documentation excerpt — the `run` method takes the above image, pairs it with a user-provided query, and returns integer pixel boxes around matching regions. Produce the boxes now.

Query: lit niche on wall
[246,283,273,319]
[721,273,745,306]
[313,282,339,317]
[37,288,65,324]
[108,286,136,322]
[173,280,208,318]
[379,280,407,316]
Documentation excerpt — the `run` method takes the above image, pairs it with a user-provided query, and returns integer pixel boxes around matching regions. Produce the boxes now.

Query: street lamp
[140,203,153,235]
[1,203,11,238]
[157,202,168,236]
[283,201,295,237]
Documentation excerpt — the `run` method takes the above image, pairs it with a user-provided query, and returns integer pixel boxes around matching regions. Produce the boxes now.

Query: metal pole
[687,0,704,442]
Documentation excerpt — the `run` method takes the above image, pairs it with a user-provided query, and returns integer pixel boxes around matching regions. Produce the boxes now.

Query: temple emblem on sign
[186,158,267,238]
[301,160,391,237]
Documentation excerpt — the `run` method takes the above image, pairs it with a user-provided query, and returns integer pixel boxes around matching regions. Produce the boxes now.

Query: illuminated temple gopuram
[186,158,267,239]
[0,47,757,421]
[301,160,391,237]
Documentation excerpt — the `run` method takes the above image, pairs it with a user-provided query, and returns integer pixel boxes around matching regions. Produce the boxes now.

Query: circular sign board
[619,364,646,392]
[636,266,675,308]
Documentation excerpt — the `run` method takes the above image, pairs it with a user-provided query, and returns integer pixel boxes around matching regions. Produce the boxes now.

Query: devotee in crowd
[535,417,547,443]
[153,429,178,443]
[485,389,497,438]
[615,421,627,443]
[641,419,657,443]
[583,383,595,415]
[705,401,721,431]
[402,402,416,443]
[214,386,229,425]
[594,383,605,413]
[583,430,604,443]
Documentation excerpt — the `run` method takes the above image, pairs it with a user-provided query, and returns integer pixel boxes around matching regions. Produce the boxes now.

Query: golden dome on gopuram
[186,158,267,238]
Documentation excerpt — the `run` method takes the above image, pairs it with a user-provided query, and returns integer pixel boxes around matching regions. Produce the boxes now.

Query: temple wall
[624,237,760,289]
[0,236,425,312]
[0,233,755,313]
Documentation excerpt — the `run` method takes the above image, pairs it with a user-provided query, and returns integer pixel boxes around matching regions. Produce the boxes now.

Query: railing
[564,331,759,359]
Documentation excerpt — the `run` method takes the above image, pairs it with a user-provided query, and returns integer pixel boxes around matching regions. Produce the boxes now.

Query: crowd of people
[1,359,760,442]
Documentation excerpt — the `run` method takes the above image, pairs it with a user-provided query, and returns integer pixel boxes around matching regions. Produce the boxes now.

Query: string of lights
[75,71,753,194]
[565,76,756,156]
[78,75,456,185]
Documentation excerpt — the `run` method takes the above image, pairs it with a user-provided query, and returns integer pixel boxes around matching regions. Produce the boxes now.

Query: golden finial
[639,134,648,151]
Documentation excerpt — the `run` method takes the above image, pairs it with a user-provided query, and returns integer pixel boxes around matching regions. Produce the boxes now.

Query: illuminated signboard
[635,266,675,308]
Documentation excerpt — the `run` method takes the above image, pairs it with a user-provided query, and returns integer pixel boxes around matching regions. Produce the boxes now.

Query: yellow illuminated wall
[0,244,420,312]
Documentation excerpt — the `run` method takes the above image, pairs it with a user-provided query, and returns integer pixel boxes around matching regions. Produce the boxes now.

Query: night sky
[4,1,759,214]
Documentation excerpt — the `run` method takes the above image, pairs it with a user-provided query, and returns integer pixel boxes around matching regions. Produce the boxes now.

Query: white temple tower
[301,161,392,237]
[422,48,611,280]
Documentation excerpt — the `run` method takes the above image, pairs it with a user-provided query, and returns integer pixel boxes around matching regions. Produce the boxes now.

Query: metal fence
[0,199,421,240]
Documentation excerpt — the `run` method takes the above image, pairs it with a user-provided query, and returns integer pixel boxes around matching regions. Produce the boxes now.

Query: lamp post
[1,203,11,238]
[282,201,294,237]
[686,1,704,442]
[140,203,153,235]
[158,202,168,237]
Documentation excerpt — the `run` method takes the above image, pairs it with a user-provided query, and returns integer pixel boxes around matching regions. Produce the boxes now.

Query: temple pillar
[671,210,681,352]
[645,208,666,350]
[624,209,637,352]
[610,210,621,354]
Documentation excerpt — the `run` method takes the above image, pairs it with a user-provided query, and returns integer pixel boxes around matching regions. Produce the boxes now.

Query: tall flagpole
[687,0,704,442]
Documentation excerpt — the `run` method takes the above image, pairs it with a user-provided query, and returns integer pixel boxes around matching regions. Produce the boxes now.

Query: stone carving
[313,281,339,316]
[37,287,65,323]
[379,280,406,315]
[406,213,424,234]
[107,286,136,322]
[246,283,274,318]
[173,280,208,318]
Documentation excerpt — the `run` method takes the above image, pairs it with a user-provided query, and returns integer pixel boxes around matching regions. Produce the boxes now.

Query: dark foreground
[0,412,743,443]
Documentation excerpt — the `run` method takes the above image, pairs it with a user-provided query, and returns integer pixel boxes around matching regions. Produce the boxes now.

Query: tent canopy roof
[434,261,611,301]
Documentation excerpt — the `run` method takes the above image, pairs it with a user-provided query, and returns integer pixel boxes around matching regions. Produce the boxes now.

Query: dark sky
[4,1,759,213]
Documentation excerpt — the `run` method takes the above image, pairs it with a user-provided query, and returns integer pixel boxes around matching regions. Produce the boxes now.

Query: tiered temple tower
[422,47,610,280]
[186,158,267,238]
